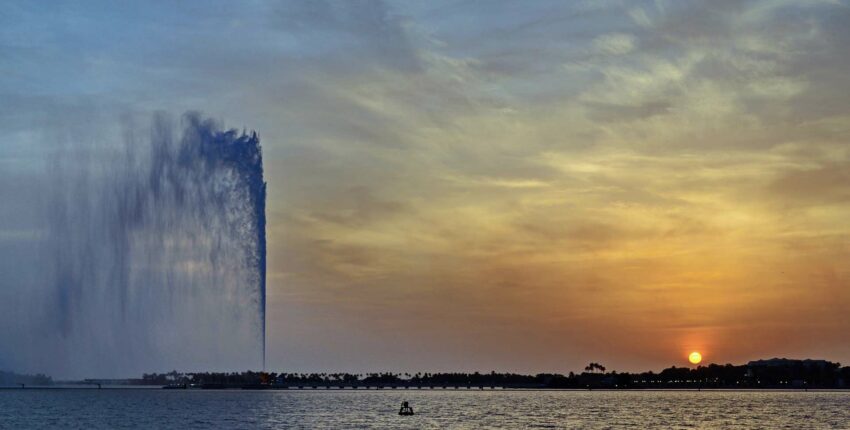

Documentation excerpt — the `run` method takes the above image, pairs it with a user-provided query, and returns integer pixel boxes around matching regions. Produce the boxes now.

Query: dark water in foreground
[1,389,849,429]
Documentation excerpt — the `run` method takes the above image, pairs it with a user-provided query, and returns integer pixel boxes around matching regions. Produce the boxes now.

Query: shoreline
[3,386,849,392]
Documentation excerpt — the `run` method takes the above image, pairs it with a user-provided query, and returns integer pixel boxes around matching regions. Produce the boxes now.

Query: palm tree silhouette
[585,363,607,374]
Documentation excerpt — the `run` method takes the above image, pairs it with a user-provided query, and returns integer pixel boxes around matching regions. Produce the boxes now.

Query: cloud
[593,33,636,55]
[767,162,850,207]
[585,100,671,122]
[272,0,422,73]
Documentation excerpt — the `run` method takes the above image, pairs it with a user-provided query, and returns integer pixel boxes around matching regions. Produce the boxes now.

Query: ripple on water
[1,390,849,429]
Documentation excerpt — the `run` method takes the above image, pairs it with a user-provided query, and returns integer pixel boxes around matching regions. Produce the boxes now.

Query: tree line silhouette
[138,359,850,389]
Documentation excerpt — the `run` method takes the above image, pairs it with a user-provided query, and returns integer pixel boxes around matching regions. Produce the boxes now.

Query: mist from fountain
[33,112,266,377]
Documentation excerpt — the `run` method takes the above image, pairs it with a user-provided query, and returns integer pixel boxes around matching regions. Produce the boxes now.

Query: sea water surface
[1,389,849,429]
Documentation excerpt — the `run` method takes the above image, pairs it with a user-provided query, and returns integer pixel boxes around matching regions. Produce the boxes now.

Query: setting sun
[688,352,703,365]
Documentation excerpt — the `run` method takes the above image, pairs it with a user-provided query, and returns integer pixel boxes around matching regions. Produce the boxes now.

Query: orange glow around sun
[688,351,702,365]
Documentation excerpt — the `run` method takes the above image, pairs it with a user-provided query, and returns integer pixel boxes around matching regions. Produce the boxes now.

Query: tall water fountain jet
[39,112,266,377]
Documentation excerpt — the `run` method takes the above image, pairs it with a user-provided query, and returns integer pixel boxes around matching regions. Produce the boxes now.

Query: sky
[2,0,850,375]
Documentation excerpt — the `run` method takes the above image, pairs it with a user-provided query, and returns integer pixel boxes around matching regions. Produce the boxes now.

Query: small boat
[398,401,414,416]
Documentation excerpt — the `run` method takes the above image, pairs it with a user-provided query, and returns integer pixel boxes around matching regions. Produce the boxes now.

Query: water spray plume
[40,112,266,377]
